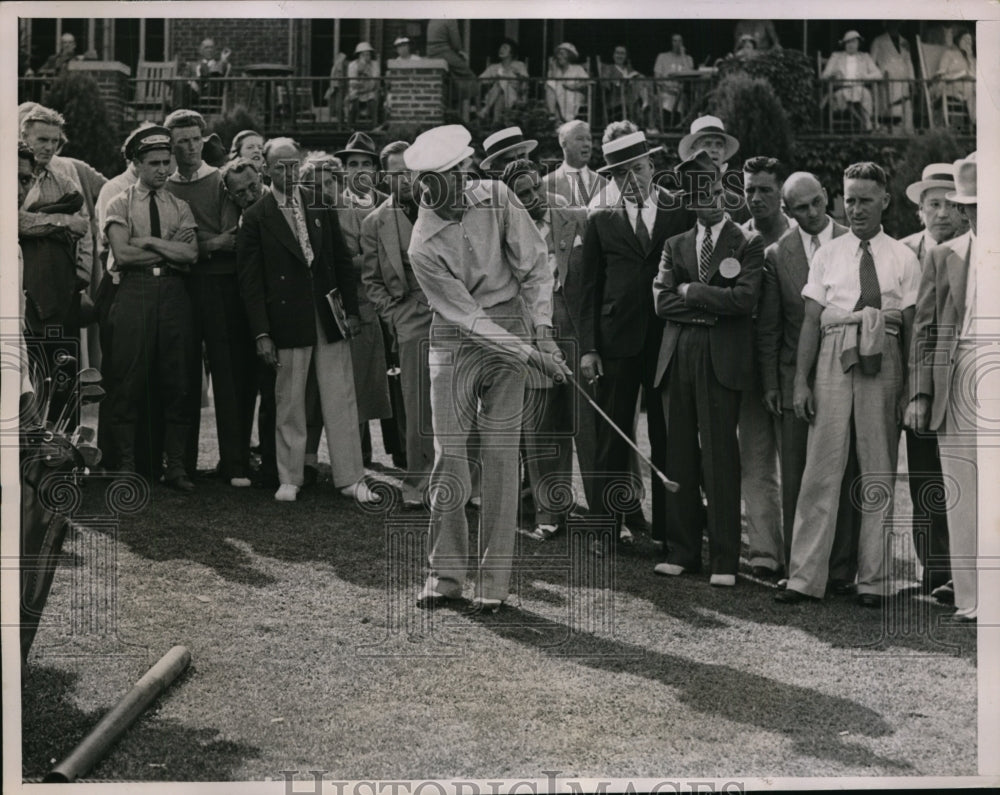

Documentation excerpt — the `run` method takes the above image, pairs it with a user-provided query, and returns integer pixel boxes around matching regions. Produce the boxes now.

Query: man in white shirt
[543,120,607,208]
[904,154,979,623]
[778,162,920,606]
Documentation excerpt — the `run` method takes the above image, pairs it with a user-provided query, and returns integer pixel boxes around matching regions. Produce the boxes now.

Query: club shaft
[566,373,679,492]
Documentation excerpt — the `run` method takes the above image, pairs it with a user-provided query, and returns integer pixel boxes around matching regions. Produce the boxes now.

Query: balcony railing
[17,72,976,138]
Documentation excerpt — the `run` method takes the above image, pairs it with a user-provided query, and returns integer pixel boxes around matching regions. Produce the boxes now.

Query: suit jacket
[653,219,764,391]
[338,188,389,321]
[901,230,934,267]
[546,204,588,337]
[236,189,358,350]
[579,187,691,361]
[360,196,431,343]
[543,163,608,209]
[756,219,848,407]
[910,231,972,432]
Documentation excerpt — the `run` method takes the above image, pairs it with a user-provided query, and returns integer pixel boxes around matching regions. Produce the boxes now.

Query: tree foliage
[43,73,119,177]
[716,48,819,132]
[206,105,264,154]
[709,73,793,165]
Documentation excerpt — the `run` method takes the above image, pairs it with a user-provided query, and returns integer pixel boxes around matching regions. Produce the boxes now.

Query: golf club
[71,425,96,447]
[76,444,102,468]
[55,384,106,435]
[566,372,680,493]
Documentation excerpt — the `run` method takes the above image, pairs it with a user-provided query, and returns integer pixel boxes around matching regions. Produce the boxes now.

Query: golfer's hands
[530,347,572,384]
[580,352,603,384]
[903,395,930,432]
[762,388,782,417]
[256,335,279,369]
[793,380,815,423]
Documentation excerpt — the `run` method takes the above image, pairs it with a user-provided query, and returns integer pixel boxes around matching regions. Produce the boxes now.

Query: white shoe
[230,477,252,488]
[710,574,736,587]
[274,483,299,502]
[340,480,378,504]
[653,562,685,577]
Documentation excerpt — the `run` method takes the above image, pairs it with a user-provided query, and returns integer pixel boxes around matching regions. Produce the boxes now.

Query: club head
[77,367,102,386]
[72,425,96,445]
[76,444,102,467]
[79,384,106,403]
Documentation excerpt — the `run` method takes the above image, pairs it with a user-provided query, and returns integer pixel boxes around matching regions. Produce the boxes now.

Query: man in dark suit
[652,150,764,586]
[236,137,375,504]
[578,125,690,544]
[502,158,589,539]
[756,171,862,592]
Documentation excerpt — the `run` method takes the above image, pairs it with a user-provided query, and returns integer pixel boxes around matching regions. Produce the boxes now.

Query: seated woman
[347,42,381,127]
[545,42,589,123]
[479,39,529,124]
[654,34,694,128]
[933,27,976,125]
[821,30,882,131]
[600,45,651,129]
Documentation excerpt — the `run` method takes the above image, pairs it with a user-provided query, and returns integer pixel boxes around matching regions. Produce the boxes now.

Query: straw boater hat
[839,30,864,46]
[905,163,956,204]
[596,130,663,174]
[479,126,538,170]
[354,42,375,55]
[677,115,741,163]
[403,125,475,173]
[554,42,579,60]
[946,154,977,205]
[335,131,379,162]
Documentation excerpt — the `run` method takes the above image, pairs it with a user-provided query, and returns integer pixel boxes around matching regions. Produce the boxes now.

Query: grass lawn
[20,405,977,783]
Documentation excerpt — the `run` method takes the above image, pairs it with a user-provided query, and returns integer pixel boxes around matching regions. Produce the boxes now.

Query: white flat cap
[404,125,475,172]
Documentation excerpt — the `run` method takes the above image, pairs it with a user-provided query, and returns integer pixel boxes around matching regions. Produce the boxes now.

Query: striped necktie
[634,209,651,255]
[854,239,882,310]
[699,223,714,282]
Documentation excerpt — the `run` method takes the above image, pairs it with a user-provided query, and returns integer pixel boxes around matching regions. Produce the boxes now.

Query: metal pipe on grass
[44,646,192,783]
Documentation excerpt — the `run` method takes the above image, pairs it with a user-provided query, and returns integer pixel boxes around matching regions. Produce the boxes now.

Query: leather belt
[120,264,180,277]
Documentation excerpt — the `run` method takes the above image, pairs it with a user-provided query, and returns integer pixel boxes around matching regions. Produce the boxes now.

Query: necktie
[810,234,821,261]
[699,224,714,282]
[289,191,315,265]
[854,239,882,310]
[634,209,651,254]
[149,190,161,238]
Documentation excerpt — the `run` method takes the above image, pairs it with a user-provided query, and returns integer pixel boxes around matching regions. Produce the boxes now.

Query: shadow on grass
[465,606,913,773]
[22,664,261,781]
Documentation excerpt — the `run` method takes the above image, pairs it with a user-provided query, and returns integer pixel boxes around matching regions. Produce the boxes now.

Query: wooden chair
[817,51,872,133]
[130,60,176,122]
[915,35,971,130]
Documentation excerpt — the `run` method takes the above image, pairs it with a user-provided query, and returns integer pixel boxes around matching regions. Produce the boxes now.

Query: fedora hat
[403,124,475,173]
[335,131,379,161]
[946,155,977,204]
[678,115,740,163]
[905,163,956,204]
[596,130,663,174]
[675,149,722,206]
[479,127,538,170]
[354,42,375,55]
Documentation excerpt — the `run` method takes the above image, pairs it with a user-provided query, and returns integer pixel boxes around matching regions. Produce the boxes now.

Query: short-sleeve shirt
[103,182,197,270]
[801,228,920,311]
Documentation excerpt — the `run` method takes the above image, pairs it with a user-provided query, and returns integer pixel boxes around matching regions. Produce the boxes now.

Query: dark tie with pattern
[149,190,161,238]
[854,239,882,310]
[634,209,651,255]
[699,224,714,282]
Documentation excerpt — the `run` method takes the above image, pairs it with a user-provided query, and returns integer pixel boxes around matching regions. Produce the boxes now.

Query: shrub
[206,105,264,153]
[709,73,792,164]
[716,48,819,132]
[43,73,119,177]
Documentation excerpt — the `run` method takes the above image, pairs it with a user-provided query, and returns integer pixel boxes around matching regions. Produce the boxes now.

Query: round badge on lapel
[719,257,741,278]
[314,218,320,227]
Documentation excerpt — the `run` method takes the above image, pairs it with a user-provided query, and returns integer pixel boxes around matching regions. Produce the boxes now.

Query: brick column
[68,60,130,135]
[386,57,447,133]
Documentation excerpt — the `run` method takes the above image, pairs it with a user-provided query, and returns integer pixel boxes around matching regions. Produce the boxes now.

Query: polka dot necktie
[854,239,882,310]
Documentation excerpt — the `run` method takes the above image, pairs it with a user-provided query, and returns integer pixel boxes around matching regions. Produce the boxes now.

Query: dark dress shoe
[302,464,319,488]
[857,593,885,608]
[165,475,195,493]
[416,592,462,610]
[828,580,858,596]
[624,513,651,535]
[774,588,817,604]
[751,565,782,580]
[931,581,955,605]
[463,599,503,616]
